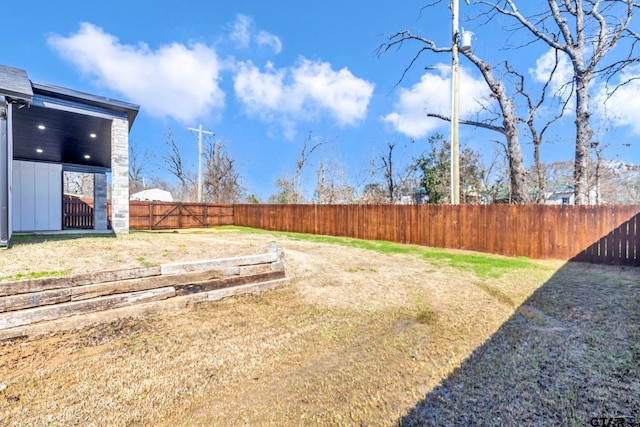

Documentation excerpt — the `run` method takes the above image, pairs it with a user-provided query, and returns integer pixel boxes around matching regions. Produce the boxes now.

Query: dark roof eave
[31,81,140,128]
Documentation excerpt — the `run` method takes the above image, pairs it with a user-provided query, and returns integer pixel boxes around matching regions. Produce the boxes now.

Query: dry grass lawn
[0,228,638,426]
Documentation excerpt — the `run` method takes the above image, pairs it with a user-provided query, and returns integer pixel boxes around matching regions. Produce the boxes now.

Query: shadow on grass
[9,232,116,247]
[398,260,640,426]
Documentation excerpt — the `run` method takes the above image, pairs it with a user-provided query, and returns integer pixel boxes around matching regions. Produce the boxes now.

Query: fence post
[148,202,153,230]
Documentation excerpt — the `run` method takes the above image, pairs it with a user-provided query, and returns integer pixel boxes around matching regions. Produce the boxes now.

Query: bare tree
[291,132,328,203]
[377,141,418,203]
[162,128,196,201]
[480,145,511,203]
[476,0,640,203]
[621,165,640,204]
[268,176,295,204]
[314,161,354,204]
[129,141,154,194]
[202,137,244,203]
[377,23,531,203]
[506,51,571,203]
[63,172,94,197]
[270,131,328,203]
[377,140,419,203]
[379,141,398,202]
[361,183,388,204]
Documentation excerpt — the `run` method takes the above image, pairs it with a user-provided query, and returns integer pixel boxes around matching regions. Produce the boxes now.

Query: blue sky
[2,1,639,199]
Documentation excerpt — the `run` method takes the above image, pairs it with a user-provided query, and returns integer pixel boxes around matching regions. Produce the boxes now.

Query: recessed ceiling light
[90,133,97,138]
[36,148,43,153]
[37,124,45,130]
[84,154,91,159]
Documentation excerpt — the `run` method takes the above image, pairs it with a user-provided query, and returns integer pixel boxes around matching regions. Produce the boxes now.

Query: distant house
[131,188,173,202]
[543,183,599,205]
[0,64,139,246]
[544,183,575,205]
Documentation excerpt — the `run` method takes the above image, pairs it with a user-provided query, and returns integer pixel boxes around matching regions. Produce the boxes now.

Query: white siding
[12,160,62,231]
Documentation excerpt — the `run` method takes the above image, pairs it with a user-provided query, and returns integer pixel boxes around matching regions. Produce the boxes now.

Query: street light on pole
[450,0,461,205]
[187,124,214,203]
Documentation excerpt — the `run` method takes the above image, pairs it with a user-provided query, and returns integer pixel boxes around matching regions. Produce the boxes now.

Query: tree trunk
[573,72,592,205]
[466,53,529,204]
[502,116,529,204]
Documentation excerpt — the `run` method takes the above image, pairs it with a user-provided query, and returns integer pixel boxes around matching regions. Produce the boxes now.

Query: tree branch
[376,31,451,86]
[427,112,507,134]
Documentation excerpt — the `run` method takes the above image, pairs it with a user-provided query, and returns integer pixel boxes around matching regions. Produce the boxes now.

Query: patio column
[110,117,129,233]
[94,172,108,230]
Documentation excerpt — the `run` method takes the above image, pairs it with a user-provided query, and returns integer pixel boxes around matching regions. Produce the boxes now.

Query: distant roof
[546,182,574,194]
[0,65,33,103]
[131,188,174,202]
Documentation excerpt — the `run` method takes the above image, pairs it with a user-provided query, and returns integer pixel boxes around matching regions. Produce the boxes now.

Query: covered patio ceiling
[12,105,114,169]
[5,72,139,171]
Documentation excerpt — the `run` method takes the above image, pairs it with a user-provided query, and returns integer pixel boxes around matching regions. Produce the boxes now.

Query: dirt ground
[0,228,638,426]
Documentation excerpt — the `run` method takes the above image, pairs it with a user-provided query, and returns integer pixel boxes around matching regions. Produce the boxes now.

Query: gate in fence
[63,197,94,229]
[129,201,234,230]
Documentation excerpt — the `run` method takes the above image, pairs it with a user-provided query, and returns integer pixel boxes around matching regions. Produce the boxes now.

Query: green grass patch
[136,256,155,267]
[218,225,543,279]
[0,269,73,282]
[414,298,437,324]
[10,233,115,246]
[345,266,378,273]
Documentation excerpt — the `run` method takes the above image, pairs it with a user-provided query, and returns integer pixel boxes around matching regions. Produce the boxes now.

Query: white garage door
[11,160,62,231]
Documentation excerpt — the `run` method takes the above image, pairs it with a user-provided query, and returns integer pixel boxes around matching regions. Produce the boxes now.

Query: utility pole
[450,0,461,205]
[187,124,214,203]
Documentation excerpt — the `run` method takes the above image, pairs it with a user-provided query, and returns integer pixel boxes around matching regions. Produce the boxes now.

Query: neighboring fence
[63,197,94,229]
[124,201,639,264]
[233,204,640,265]
[129,201,233,230]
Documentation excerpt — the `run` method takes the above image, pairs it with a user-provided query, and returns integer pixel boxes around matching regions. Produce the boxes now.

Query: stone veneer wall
[93,173,108,230]
[110,118,129,233]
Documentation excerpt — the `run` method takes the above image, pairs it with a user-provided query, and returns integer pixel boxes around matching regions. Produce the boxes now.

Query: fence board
[129,201,233,230]
[63,197,94,229]
[631,211,638,264]
[232,204,640,265]
[124,201,640,265]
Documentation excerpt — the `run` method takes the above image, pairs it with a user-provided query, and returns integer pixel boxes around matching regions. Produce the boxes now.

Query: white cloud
[382,65,490,139]
[595,65,640,134]
[229,14,252,48]
[48,22,225,123]
[229,14,282,54]
[256,31,283,55]
[530,49,573,98]
[234,58,374,138]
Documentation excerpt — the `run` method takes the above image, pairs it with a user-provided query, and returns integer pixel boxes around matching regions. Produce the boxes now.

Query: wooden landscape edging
[0,244,287,339]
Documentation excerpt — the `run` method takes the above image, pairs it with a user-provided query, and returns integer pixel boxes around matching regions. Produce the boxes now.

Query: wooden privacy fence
[233,204,640,265]
[129,201,233,230]
[63,197,94,229]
